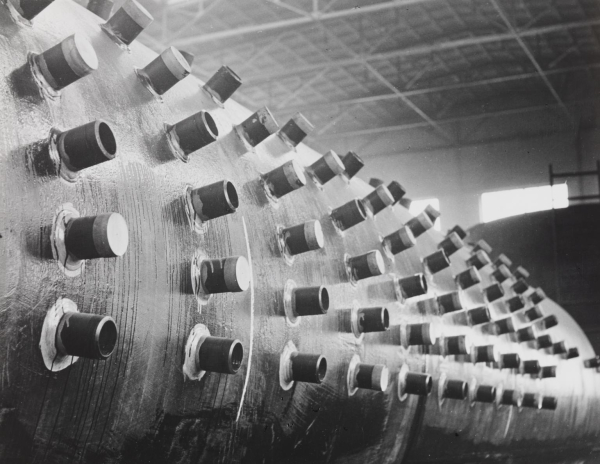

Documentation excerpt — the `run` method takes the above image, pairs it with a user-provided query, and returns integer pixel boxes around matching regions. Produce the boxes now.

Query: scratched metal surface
[0,2,599,463]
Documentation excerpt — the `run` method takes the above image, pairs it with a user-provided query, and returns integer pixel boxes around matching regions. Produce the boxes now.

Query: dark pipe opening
[320,287,329,312]
[230,341,244,373]
[317,357,327,382]
[203,111,219,139]
[98,122,117,156]
[225,181,239,209]
[98,318,118,358]
[382,308,390,329]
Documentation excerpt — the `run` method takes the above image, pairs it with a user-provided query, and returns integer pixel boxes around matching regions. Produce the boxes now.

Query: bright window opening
[409,198,441,230]
[480,184,568,223]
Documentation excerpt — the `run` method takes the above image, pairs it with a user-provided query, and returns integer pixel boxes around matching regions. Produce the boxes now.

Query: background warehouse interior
[126,0,600,347]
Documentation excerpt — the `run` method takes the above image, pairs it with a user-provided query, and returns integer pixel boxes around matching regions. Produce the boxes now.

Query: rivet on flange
[278,113,314,147]
[438,232,464,257]
[203,66,242,105]
[102,0,154,47]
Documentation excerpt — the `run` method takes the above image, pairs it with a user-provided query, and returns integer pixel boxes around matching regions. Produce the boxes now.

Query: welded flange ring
[276,225,295,266]
[283,279,300,327]
[346,353,361,397]
[51,203,85,277]
[27,52,60,99]
[184,184,209,234]
[191,249,213,309]
[183,323,210,381]
[279,340,297,391]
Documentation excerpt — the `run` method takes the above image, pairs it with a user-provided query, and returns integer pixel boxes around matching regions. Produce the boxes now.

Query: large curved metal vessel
[1,1,599,462]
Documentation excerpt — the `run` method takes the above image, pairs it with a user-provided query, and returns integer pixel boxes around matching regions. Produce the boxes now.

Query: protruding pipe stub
[473,345,498,363]
[406,213,434,238]
[283,220,324,256]
[423,249,450,274]
[516,326,536,343]
[467,250,491,270]
[347,250,385,282]
[292,286,329,317]
[171,110,218,155]
[444,379,468,400]
[495,316,516,335]
[522,360,541,375]
[529,288,547,305]
[475,385,497,403]
[196,336,244,374]
[438,232,464,257]
[200,256,250,294]
[310,150,345,185]
[87,0,114,20]
[467,306,491,326]
[437,291,463,314]
[331,199,367,231]
[541,396,558,410]
[382,226,416,255]
[537,334,553,349]
[494,254,513,269]
[501,389,522,407]
[190,180,238,221]
[57,120,117,173]
[514,266,530,280]
[140,47,190,95]
[522,393,541,409]
[484,283,505,302]
[103,0,154,46]
[507,295,525,312]
[525,306,544,322]
[500,353,521,369]
[340,151,364,179]
[203,66,242,104]
[56,312,117,360]
[512,278,529,295]
[398,274,428,299]
[11,0,54,20]
[540,315,558,330]
[278,113,314,147]
[567,347,580,359]
[34,34,98,91]
[447,225,467,240]
[423,204,440,223]
[403,372,432,396]
[387,180,406,203]
[357,307,389,333]
[552,341,567,355]
[290,353,327,384]
[399,197,412,209]
[584,356,600,368]
[456,266,481,290]
[473,239,492,254]
[364,185,394,215]
[404,322,438,346]
[353,363,389,392]
[492,264,512,283]
[65,213,129,260]
[263,160,306,199]
[444,335,471,356]
[540,365,556,378]
[239,107,279,147]
[369,178,385,188]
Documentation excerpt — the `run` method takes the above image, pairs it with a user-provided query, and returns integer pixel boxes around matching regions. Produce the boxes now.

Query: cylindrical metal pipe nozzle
[354,363,388,391]
[466,306,491,326]
[282,220,324,256]
[437,291,463,314]
[494,253,513,269]
[444,335,470,355]
[492,264,512,283]
[500,353,521,369]
[438,232,464,257]
[340,151,364,179]
[239,107,279,147]
[56,312,117,359]
[495,316,516,335]
[387,180,406,203]
[404,372,432,396]
[278,113,314,147]
[512,278,529,295]
[522,360,541,375]
[363,185,394,215]
[310,150,345,185]
[405,323,438,346]
[292,286,329,316]
[331,199,368,231]
[197,337,244,374]
[263,160,307,199]
[514,266,530,280]
[203,65,242,104]
[466,250,491,270]
[171,110,218,155]
[141,47,190,95]
[484,283,505,302]
[290,353,327,384]
[516,326,536,343]
[456,266,481,290]
[200,256,250,294]
[447,225,467,239]
[525,306,544,322]
[540,365,557,378]
[506,295,525,312]
[65,213,129,260]
[190,180,238,221]
[382,226,416,255]
[104,0,154,46]
[475,385,497,403]
[473,345,498,363]
[398,274,428,299]
[423,249,450,274]
[357,307,389,333]
[473,239,492,254]
[537,334,553,349]
[348,250,385,281]
[58,120,117,172]
[444,379,468,400]
[406,213,434,238]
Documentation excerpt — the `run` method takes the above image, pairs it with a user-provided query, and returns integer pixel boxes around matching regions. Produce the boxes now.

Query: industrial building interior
[136,0,600,351]
[3,0,600,462]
